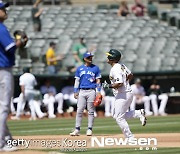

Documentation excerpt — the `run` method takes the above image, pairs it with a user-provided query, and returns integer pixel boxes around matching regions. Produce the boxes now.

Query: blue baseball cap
[83,52,94,59]
[0,1,9,9]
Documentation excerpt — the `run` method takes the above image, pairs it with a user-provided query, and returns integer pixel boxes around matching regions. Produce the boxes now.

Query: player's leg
[130,95,136,110]
[149,94,158,116]
[114,92,134,139]
[110,97,115,116]
[28,99,36,120]
[10,97,16,115]
[86,90,96,135]
[158,94,168,116]
[142,96,153,116]
[124,104,147,126]
[0,69,14,149]
[11,93,25,120]
[70,90,86,136]
[33,100,46,118]
[55,93,64,114]
[104,96,111,117]
[26,91,37,120]
[47,95,56,118]
[43,94,56,118]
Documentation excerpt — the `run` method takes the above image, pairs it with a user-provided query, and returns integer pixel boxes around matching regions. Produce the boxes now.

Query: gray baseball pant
[75,89,96,129]
[0,68,14,148]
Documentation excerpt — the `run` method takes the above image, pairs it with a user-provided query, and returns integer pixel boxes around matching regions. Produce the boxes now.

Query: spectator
[130,78,153,116]
[117,1,129,17]
[31,0,43,32]
[40,80,57,118]
[147,0,158,17]
[148,80,168,116]
[71,36,87,72]
[132,0,146,17]
[45,42,64,74]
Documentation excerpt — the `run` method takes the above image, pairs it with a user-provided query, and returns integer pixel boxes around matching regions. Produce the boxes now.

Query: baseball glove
[14,30,28,48]
[93,94,103,107]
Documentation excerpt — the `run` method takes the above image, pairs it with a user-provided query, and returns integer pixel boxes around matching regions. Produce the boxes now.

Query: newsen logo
[91,137,157,147]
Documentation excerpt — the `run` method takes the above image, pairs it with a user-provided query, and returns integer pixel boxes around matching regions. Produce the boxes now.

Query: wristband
[96,83,101,92]
[74,88,79,93]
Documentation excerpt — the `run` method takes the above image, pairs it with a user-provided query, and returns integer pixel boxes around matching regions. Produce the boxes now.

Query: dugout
[13,71,180,114]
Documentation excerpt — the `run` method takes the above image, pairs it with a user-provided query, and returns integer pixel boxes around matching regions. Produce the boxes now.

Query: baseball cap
[83,52,94,59]
[0,1,9,9]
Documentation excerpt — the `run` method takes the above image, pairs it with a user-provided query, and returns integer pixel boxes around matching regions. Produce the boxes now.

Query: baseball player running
[102,49,146,139]
[70,52,101,136]
[0,1,27,151]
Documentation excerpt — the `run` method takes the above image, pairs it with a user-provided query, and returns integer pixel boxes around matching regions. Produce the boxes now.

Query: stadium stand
[4,3,180,76]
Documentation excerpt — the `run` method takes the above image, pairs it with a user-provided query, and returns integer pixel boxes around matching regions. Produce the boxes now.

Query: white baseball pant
[55,93,64,114]
[149,94,168,115]
[104,96,115,116]
[113,92,142,138]
[43,94,56,118]
[130,95,151,114]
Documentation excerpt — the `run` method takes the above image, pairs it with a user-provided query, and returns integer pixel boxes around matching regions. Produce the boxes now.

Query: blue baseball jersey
[0,23,16,68]
[75,64,101,89]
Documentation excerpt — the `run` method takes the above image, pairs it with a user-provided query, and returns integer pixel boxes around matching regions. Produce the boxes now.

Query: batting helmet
[106,49,121,61]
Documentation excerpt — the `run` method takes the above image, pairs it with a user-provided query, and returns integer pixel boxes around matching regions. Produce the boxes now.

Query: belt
[80,88,95,90]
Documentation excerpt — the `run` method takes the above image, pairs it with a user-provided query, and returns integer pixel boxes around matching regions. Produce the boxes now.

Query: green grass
[7,115,180,153]
[21,148,180,154]
[8,115,180,136]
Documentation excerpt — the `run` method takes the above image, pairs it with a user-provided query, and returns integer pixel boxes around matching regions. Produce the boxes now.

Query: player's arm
[96,78,101,95]
[34,8,43,18]
[127,73,133,81]
[74,77,80,99]
[103,70,123,89]
[103,81,123,89]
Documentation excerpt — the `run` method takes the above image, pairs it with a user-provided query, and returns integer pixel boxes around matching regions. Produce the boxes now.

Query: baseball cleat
[145,111,153,116]
[11,116,20,120]
[86,129,92,136]
[70,129,80,136]
[140,109,147,126]
[0,145,17,152]
[48,114,56,119]
[159,112,168,116]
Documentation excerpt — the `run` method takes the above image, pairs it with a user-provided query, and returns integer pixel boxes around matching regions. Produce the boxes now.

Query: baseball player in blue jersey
[0,1,27,151]
[70,52,101,136]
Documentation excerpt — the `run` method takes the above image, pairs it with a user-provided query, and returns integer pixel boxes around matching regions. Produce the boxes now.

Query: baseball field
[7,114,180,154]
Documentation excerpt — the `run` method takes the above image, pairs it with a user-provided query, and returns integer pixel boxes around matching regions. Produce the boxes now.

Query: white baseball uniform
[19,73,45,119]
[131,84,152,115]
[149,93,168,116]
[109,63,142,138]
[40,85,57,118]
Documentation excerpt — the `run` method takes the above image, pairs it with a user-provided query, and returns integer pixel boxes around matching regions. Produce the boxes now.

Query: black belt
[80,88,95,90]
